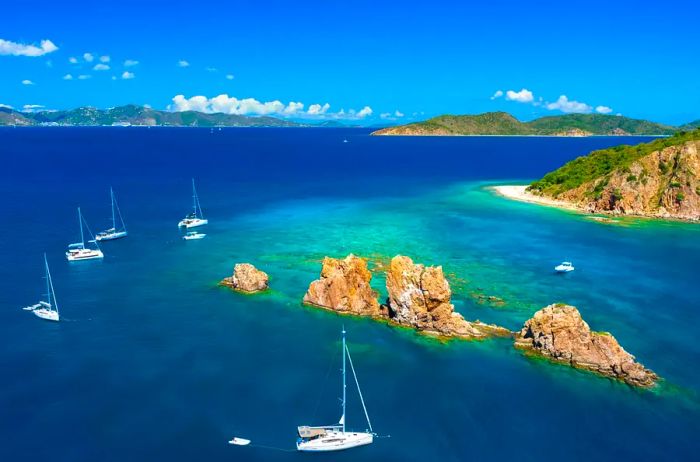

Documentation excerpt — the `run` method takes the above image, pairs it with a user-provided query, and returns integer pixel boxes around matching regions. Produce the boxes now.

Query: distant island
[495,128,700,222]
[0,104,304,128]
[371,112,688,136]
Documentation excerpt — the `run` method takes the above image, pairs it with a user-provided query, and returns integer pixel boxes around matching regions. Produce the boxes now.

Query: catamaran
[66,207,104,261]
[96,187,128,241]
[23,254,60,322]
[178,178,209,228]
[296,328,374,452]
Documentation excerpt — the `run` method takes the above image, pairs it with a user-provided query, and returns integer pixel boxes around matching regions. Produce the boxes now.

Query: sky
[1,0,699,125]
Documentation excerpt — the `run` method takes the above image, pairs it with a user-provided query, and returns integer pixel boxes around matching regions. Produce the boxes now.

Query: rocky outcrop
[303,255,382,316]
[515,304,658,388]
[220,263,269,293]
[384,256,510,339]
[560,140,700,221]
[553,128,592,137]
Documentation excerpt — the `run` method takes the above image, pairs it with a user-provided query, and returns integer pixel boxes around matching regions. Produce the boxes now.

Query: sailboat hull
[66,249,104,261]
[32,308,59,322]
[96,230,128,241]
[178,218,208,228]
[296,431,373,452]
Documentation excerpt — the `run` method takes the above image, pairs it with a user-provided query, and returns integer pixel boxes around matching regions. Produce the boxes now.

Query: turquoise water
[1,128,699,461]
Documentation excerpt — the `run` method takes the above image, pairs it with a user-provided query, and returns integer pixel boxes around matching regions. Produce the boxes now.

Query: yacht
[296,328,374,452]
[555,261,575,273]
[96,187,128,241]
[23,254,60,322]
[178,178,209,228]
[66,207,104,261]
[183,231,206,240]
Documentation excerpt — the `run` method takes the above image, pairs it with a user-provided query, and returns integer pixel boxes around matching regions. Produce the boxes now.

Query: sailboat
[178,178,209,228]
[66,207,104,261]
[96,187,128,241]
[296,328,374,452]
[23,254,60,322]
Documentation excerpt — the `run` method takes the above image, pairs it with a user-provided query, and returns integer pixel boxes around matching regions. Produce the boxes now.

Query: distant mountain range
[372,112,691,136]
[0,104,303,127]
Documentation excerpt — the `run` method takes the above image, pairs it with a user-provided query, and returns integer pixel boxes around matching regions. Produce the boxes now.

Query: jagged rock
[220,263,269,293]
[515,304,658,388]
[384,256,510,339]
[303,255,382,316]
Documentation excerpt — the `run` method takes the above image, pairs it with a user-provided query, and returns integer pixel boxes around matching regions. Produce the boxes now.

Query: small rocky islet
[222,255,658,388]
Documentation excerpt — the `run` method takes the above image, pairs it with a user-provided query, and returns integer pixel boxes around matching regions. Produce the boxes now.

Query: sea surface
[1,127,699,461]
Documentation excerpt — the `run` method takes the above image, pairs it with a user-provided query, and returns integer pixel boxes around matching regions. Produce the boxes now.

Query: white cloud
[225,74,234,80]
[177,60,190,67]
[83,52,94,62]
[283,102,304,114]
[490,90,504,100]
[357,106,373,118]
[69,56,78,64]
[545,95,592,114]
[205,66,217,72]
[93,63,110,71]
[124,59,139,67]
[99,55,110,63]
[307,103,330,115]
[22,104,45,112]
[63,73,73,80]
[505,88,534,103]
[77,74,91,80]
[595,105,613,114]
[121,71,135,80]
[380,112,392,119]
[0,38,58,57]
[0,103,13,109]
[21,79,35,85]
[394,110,404,118]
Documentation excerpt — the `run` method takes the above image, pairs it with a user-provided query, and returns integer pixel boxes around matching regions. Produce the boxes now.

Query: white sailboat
[178,178,209,228]
[96,187,128,241]
[66,207,104,261]
[24,254,60,322]
[296,328,374,452]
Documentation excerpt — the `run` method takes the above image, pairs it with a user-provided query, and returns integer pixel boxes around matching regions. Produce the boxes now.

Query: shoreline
[491,185,699,224]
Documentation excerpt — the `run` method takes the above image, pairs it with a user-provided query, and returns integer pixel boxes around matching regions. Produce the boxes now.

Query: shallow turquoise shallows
[1,127,699,461]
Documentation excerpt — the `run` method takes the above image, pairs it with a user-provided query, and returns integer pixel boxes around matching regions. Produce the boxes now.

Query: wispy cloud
[0,38,58,57]
[177,60,190,67]
[490,90,504,100]
[99,55,110,63]
[93,63,110,71]
[69,56,78,64]
[21,79,35,85]
[77,74,91,80]
[225,74,234,80]
[22,104,45,112]
[205,66,217,72]
[63,74,73,80]
[545,95,592,114]
[83,52,94,62]
[124,59,139,67]
[595,105,613,114]
[121,71,135,80]
[494,88,614,115]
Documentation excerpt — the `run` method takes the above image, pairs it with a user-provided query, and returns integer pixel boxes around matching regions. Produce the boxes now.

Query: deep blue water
[1,127,699,461]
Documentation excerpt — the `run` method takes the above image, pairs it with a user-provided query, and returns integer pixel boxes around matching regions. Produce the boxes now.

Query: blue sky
[1,0,699,125]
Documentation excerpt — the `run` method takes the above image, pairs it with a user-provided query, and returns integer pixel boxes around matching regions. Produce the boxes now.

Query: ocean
[1,127,699,461]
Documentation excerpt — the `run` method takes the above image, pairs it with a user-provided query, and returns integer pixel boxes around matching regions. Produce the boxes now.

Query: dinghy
[183,231,206,240]
[555,261,575,273]
[228,437,251,446]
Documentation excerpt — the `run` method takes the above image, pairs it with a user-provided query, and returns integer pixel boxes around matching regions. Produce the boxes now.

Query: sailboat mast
[45,254,59,316]
[110,187,116,229]
[78,207,85,246]
[44,253,51,307]
[342,326,347,433]
[191,178,197,215]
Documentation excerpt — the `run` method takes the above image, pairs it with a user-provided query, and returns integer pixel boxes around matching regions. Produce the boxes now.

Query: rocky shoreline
[221,255,658,388]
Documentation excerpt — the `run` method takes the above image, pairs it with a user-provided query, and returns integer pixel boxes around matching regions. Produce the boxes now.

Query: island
[220,263,270,293]
[371,112,681,136]
[495,128,700,221]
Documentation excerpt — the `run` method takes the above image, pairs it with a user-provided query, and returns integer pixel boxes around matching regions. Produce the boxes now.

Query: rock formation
[220,263,269,293]
[303,255,382,316]
[515,304,658,388]
[384,256,510,339]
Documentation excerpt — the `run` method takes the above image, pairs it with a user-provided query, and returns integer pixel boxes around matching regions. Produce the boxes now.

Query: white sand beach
[491,185,583,213]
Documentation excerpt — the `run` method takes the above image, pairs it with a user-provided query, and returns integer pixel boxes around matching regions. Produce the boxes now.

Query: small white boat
[554,261,575,273]
[343,138,349,143]
[228,437,251,446]
[296,328,374,452]
[25,254,60,322]
[96,187,128,241]
[178,178,209,228]
[66,208,104,261]
[183,231,206,240]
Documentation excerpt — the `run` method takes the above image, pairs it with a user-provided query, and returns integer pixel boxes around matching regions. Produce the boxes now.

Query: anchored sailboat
[96,187,128,241]
[296,328,374,452]
[178,178,209,228]
[23,254,60,322]
[66,207,104,261]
